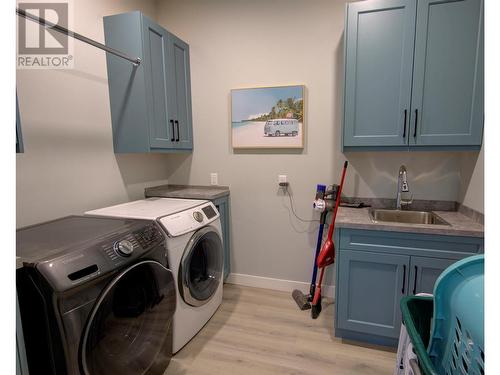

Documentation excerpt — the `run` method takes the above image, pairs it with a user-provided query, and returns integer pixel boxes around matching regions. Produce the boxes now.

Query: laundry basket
[400,295,436,375]
[400,254,484,375]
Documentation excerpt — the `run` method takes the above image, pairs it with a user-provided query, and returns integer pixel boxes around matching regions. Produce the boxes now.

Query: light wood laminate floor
[166,284,396,374]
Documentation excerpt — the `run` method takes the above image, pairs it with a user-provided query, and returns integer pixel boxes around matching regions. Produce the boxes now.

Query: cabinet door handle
[170,119,175,142]
[402,265,406,294]
[175,120,180,142]
[403,109,407,138]
[413,109,418,138]
[413,266,418,295]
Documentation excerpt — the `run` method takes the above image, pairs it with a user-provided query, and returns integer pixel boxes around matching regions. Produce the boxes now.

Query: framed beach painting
[231,85,305,149]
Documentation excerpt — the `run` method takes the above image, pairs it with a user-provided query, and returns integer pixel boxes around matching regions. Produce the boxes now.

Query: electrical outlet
[278,175,288,187]
[210,173,218,186]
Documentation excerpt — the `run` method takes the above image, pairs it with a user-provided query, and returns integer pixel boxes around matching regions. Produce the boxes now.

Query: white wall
[459,146,484,213]
[156,0,470,285]
[341,151,463,201]
[16,0,171,228]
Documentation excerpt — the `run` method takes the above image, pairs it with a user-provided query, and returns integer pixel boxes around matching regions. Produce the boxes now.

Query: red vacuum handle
[316,161,348,268]
[326,161,348,240]
[311,161,349,314]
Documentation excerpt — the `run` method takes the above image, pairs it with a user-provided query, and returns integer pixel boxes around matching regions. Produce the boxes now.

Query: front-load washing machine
[86,197,224,353]
[16,215,176,375]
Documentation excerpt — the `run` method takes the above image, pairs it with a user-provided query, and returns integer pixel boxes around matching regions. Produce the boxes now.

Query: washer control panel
[36,222,165,292]
[114,240,134,257]
[201,205,217,219]
[102,224,162,262]
[160,202,220,237]
[193,211,204,222]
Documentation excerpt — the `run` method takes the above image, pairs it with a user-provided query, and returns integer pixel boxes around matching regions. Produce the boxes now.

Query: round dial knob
[114,240,134,257]
[193,211,204,223]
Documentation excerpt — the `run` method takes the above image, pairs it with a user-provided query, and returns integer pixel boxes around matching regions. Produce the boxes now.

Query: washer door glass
[180,227,223,307]
[81,260,175,375]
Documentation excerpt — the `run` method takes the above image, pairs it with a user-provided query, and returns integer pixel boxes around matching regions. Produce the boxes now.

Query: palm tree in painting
[249,97,303,122]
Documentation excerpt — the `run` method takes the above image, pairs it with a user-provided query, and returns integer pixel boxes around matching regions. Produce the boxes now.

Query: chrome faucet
[396,165,412,210]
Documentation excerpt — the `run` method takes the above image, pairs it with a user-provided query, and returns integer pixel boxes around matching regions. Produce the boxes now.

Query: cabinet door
[337,250,410,338]
[141,16,176,149]
[343,0,416,147]
[214,197,230,280]
[409,256,457,295]
[167,33,193,150]
[410,0,483,146]
[16,94,24,153]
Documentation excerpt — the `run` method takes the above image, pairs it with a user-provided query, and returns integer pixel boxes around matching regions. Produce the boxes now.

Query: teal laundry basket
[428,254,484,375]
[400,254,484,375]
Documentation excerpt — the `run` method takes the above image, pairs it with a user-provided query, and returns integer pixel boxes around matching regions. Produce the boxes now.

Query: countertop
[336,207,484,237]
[145,184,230,200]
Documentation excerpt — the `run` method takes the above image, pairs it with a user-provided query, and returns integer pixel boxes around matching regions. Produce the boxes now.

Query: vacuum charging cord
[284,186,320,223]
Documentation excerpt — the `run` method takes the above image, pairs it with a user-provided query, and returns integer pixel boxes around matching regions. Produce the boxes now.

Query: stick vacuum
[292,199,327,310]
[311,161,348,319]
[292,184,338,310]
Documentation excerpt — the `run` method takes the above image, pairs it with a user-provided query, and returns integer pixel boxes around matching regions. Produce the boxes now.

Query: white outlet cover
[278,175,287,184]
[210,173,218,185]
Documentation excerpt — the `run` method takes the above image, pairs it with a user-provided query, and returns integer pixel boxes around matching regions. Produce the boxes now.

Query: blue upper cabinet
[343,0,483,150]
[343,0,416,147]
[16,94,24,154]
[167,34,193,150]
[103,12,193,153]
[410,0,483,147]
[141,15,176,150]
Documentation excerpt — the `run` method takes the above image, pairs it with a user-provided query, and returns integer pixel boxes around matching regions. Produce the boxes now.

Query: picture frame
[231,85,305,149]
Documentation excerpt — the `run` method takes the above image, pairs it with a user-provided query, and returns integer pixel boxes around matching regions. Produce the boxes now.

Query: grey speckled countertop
[337,207,484,237]
[145,184,230,200]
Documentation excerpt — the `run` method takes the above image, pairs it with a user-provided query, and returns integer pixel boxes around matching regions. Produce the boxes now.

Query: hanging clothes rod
[16,8,141,66]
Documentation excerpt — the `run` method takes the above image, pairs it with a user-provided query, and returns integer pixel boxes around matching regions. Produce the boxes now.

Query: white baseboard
[225,273,335,299]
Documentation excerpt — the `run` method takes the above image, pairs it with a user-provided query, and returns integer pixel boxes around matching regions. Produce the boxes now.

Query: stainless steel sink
[369,209,450,225]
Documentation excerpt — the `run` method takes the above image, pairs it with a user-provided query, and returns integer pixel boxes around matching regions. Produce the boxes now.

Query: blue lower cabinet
[334,228,484,347]
[337,250,409,340]
[213,196,230,281]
